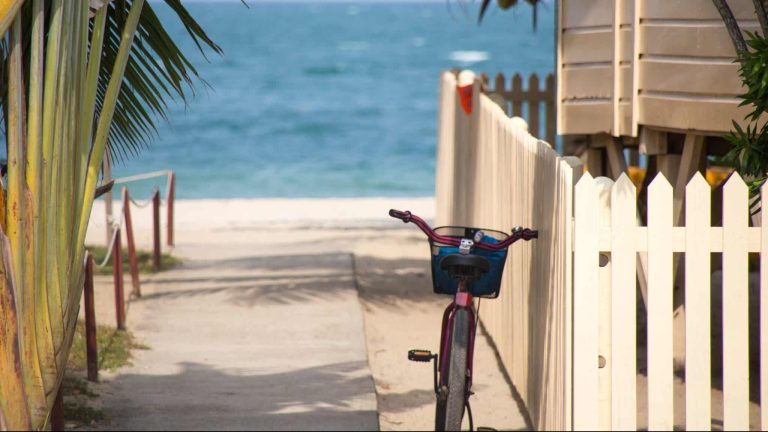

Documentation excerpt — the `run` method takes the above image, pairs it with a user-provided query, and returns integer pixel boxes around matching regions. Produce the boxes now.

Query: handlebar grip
[512,227,538,241]
[389,209,412,223]
[524,229,538,240]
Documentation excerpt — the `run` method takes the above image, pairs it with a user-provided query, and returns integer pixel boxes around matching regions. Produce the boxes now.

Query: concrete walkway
[87,198,529,431]
[99,234,378,430]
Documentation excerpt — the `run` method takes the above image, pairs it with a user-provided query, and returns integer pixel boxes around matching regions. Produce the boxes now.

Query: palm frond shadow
[102,361,378,430]
[135,251,438,309]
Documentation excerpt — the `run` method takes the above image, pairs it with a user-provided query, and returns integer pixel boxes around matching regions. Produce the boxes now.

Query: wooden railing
[81,172,176,379]
[481,72,556,145]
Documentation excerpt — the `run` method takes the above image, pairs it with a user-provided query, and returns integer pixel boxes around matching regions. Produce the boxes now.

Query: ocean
[113,0,555,199]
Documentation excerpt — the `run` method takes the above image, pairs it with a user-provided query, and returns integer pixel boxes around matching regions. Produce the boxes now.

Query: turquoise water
[114,1,555,199]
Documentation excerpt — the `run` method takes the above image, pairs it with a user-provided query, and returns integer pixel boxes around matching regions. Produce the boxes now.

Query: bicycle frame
[438,282,477,392]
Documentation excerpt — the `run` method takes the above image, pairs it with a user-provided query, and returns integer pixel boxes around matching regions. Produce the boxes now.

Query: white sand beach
[87,197,437,249]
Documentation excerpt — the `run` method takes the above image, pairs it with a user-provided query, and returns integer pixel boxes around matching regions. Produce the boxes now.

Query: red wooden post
[113,226,126,331]
[167,172,175,247]
[122,188,141,298]
[84,252,98,382]
[50,386,64,431]
[152,190,161,271]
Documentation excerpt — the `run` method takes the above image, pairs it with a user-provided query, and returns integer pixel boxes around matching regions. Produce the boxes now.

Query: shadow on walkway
[104,361,378,431]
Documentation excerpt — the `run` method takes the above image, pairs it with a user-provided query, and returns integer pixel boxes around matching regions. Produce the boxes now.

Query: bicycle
[388,209,537,431]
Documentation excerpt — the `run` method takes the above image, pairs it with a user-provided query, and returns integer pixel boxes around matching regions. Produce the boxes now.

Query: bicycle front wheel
[437,308,469,431]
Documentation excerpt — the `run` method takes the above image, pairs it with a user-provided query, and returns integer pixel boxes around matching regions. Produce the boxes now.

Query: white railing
[435,71,582,430]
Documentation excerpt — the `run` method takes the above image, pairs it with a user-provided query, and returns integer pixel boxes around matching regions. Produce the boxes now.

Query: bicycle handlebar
[388,209,537,251]
[389,209,412,222]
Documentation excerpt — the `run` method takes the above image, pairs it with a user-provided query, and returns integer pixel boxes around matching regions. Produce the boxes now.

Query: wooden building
[557,0,754,183]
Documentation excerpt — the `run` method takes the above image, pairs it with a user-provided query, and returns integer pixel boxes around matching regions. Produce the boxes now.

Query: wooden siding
[559,0,635,136]
[558,0,757,136]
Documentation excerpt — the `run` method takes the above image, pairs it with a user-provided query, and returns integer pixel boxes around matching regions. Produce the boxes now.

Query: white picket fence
[436,71,582,430]
[435,70,766,431]
[573,172,767,431]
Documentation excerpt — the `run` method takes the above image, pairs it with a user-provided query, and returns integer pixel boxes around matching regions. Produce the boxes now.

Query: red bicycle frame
[439,283,477,390]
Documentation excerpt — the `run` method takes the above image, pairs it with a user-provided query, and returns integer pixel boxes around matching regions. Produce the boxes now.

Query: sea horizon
[111,1,554,200]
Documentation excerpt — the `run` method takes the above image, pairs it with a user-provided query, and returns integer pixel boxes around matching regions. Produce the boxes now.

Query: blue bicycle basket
[429,226,509,298]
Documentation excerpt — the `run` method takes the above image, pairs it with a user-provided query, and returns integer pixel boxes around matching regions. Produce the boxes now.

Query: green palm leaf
[96,0,222,162]
[0,1,222,429]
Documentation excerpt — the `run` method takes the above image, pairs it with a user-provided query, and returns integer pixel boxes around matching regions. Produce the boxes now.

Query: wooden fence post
[608,175,638,430]
[152,189,161,271]
[167,172,175,247]
[722,174,750,430]
[84,252,98,382]
[511,73,523,117]
[647,175,674,430]
[122,188,141,298]
[685,173,712,430]
[528,74,541,139]
[595,177,613,431]
[573,173,600,430]
[545,74,556,144]
[113,225,125,331]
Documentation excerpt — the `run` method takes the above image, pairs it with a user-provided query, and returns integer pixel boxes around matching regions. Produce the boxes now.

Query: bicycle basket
[429,226,509,298]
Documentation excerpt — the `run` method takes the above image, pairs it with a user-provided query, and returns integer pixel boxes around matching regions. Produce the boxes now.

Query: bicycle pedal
[408,349,435,362]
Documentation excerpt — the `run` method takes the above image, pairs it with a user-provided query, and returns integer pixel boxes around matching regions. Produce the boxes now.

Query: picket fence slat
[684,173,712,430]
[647,175,675,431]
[610,174,637,430]
[597,177,613,431]
[562,158,581,432]
[763,183,768,432]
[722,175,750,431]
[574,173,600,430]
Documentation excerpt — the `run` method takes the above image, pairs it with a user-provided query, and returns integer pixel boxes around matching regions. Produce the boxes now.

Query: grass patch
[64,321,148,428]
[87,244,181,275]
[68,320,149,372]
[64,396,104,426]
[61,374,98,399]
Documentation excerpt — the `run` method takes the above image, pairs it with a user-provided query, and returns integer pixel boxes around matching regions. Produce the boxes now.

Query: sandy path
[97,229,378,431]
[87,198,529,430]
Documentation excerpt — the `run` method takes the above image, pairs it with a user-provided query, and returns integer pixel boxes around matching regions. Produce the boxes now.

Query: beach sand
[83,196,529,430]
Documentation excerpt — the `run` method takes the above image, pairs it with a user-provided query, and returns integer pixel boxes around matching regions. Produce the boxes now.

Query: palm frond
[93,0,220,163]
